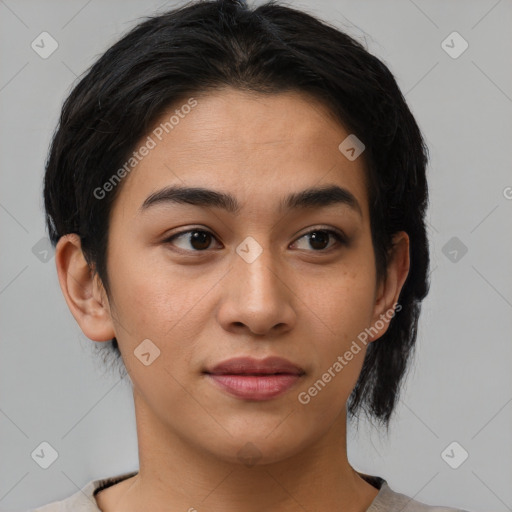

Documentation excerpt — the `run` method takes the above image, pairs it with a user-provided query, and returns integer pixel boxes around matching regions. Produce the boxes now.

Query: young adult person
[33,1,469,510]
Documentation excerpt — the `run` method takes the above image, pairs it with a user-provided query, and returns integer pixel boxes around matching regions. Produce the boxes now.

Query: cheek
[296,256,376,395]
[296,274,374,419]
[107,252,217,365]
[307,264,376,337]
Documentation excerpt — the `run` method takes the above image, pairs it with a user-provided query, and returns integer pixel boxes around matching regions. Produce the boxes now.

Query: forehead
[113,88,369,219]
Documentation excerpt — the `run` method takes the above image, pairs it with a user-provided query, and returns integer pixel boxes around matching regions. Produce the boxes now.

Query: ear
[55,233,116,342]
[368,231,410,342]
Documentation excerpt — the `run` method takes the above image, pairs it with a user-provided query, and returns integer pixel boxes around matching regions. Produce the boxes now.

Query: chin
[203,426,316,467]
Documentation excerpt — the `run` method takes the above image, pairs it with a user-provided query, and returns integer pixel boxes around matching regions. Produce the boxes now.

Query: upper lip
[205,356,305,376]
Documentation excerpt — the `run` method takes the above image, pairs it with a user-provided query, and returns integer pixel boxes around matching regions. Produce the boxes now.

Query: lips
[204,356,305,401]
[205,356,305,376]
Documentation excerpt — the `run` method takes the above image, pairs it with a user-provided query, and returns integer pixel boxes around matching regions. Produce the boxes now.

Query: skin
[56,88,409,512]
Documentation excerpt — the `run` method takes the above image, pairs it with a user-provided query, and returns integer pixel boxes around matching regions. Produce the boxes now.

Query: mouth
[204,356,305,401]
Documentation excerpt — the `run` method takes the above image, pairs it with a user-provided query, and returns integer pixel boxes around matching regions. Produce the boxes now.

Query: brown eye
[165,229,218,251]
[292,229,346,252]
[308,231,330,250]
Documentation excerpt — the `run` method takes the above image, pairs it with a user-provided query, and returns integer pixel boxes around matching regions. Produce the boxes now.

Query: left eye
[291,229,346,251]
[164,228,346,252]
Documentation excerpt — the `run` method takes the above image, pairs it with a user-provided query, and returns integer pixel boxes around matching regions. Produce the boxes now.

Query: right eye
[163,229,222,252]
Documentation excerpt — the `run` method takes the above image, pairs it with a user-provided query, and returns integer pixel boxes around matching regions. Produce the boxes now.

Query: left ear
[368,231,410,342]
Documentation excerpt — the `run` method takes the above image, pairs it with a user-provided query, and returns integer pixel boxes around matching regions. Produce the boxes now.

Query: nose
[216,240,297,337]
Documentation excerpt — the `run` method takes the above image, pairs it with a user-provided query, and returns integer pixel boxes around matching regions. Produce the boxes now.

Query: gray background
[1,0,511,511]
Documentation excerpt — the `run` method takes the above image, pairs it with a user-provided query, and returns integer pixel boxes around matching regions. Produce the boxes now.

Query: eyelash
[162,227,347,254]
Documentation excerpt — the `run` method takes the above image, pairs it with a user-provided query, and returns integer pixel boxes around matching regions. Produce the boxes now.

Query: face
[88,88,403,465]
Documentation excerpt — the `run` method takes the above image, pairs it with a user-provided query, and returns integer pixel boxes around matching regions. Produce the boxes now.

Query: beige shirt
[30,471,469,511]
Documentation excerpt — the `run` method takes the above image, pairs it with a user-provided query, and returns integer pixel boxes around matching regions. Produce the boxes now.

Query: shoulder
[28,471,138,512]
[370,479,471,512]
[29,479,97,511]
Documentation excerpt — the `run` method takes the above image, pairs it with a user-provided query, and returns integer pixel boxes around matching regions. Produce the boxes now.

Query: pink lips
[205,356,305,401]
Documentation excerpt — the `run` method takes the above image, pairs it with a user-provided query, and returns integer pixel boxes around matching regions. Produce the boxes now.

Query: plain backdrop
[1,1,511,511]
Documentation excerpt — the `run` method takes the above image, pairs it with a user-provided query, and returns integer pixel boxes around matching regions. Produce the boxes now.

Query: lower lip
[206,374,302,401]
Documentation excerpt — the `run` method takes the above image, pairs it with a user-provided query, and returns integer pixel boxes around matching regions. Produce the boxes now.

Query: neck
[104,389,379,512]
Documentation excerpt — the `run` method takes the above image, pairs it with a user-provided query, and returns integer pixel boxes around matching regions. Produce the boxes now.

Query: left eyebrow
[139,184,362,218]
